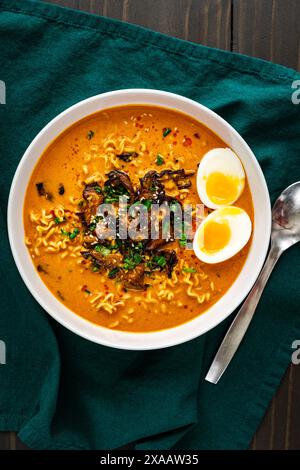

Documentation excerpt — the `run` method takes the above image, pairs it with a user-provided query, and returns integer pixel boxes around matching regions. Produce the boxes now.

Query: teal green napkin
[0,0,300,450]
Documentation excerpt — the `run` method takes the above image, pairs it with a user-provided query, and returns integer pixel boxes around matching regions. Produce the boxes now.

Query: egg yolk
[206,172,242,205]
[202,219,231,253]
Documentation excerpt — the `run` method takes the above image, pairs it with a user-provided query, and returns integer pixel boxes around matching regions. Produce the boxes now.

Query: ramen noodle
[24,106,253,332]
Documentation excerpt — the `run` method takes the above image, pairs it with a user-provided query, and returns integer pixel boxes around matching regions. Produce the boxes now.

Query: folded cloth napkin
[0,0,300,450]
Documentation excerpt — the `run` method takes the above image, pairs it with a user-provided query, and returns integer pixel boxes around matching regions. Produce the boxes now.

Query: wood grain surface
[1,0,299,450]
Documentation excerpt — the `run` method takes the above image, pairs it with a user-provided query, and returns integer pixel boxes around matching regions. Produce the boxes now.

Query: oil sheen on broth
[24,105,254,332]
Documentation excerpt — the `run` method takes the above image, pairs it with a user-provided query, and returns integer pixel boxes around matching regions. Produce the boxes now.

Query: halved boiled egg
[197,148,245,209]
[193,206,252,264]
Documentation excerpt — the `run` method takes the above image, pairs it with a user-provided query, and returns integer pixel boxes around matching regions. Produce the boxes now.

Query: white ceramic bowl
[8,89,271,350]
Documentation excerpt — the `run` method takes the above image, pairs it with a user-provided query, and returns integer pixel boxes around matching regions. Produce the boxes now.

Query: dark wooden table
[1,0,300,451]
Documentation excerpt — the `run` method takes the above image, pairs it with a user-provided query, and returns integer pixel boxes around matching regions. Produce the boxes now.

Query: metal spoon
[205,182,300,384]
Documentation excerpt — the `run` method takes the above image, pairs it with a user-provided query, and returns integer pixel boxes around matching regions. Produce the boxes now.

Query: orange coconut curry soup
[24,105,254,332]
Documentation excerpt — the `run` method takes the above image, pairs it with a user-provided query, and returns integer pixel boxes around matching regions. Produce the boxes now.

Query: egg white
[193,207,252,264]
[197,148,245,209]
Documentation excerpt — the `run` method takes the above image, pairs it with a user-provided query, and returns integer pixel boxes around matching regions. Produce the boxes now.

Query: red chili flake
[50,209,55,216]
[194,132,201,139]
[173,141,177,145]
[183,136,192,147]
[137,116,141,121]
[139,124,144,128]
[81,285,90,293]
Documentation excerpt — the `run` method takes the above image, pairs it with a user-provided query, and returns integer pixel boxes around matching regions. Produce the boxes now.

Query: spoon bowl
[272,182,300,250]
[206,181,300,384]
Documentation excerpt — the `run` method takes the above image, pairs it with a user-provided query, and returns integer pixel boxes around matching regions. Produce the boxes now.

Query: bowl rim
[7,89,271,350]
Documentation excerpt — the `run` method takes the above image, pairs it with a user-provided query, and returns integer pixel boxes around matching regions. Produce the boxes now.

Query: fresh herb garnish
[54,216,65,224]
[104,196,120,203]
[95,245,111,257]
[69,228,80,239]
[87,130,95,140]
[153,255,167,268]
[179,233,187,247]
[104,182,129,203]
[182,267,197,273]
[169,201,181,211]
[61,228,80,239]
[146,255,167,270]
[94,185,102,194]
[135,241,145,251]
[142,199,152,209]
[156,154,165,166]
[123,257,136,270]
[88,215,102,231]
[123,252,143,270]
[163,128,171,137]
[89,223,96,231]
[133,253,143,264]
[108,267,120,279]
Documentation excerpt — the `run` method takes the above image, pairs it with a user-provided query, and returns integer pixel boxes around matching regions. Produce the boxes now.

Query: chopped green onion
[108,267,119,279]
[88,223,96,231]
[156,154,165,166]
[163,128,172,137]
[133,253,142,264]
[104,196,120,203]
[153,255,167,268]
[94,185,102,194]
[61,227,80,239]
[179,233,187,247]
[182,267,197,273]
[142,199,152,209]
[123,259,135,270]
[69,228,80,239]
[95,245,110,257]
[170,201,181,210]
[123,251,143,270]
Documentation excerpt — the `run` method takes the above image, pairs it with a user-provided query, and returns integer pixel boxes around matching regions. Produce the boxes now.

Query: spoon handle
[205,243,282,384]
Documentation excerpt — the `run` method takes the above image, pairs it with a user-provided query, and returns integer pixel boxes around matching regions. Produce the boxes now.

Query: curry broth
[24,105,254,332]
